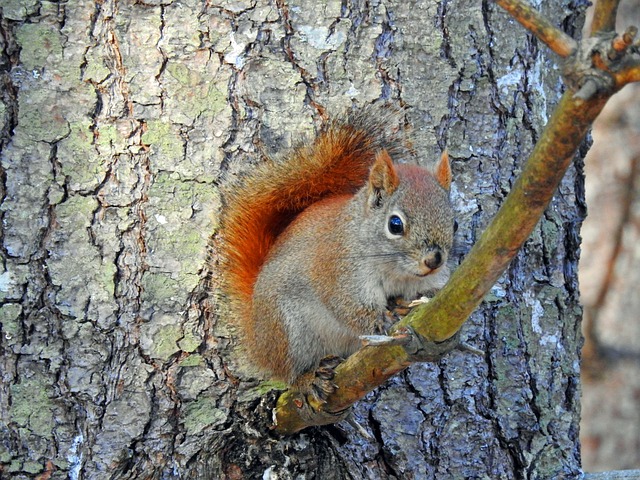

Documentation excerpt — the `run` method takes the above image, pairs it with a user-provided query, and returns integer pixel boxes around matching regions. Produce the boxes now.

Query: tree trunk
[0,0,588,478]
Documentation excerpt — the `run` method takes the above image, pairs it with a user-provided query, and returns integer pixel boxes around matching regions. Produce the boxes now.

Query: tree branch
[590,0,621,35]
[493,0,577,57]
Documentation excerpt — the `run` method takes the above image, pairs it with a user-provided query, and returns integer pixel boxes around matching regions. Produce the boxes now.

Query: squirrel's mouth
[415,266,439,277]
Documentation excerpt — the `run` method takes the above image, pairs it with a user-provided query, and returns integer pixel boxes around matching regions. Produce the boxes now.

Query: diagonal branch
[493,0,577,57]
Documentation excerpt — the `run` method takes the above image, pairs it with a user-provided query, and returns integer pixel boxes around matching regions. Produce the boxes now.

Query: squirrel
[219,107,454,396]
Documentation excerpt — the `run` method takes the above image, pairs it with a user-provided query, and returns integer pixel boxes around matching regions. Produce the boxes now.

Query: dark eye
[388,215,404,235]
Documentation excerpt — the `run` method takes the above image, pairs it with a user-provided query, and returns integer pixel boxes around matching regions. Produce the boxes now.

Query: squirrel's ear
[435,151,452,190]
[368,149,400,207]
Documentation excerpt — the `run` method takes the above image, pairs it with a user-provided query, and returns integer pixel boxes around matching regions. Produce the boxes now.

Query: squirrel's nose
[422,249,443,270]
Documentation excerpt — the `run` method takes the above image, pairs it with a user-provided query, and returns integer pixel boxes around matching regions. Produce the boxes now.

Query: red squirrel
[219,107,454,395]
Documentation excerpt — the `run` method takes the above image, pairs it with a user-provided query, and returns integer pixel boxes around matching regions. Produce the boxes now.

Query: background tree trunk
[580,80,640,474]
[579,2,640,466]
[0,0,588,478]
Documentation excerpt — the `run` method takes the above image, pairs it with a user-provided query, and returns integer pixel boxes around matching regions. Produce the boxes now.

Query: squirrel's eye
[388,215,404,235]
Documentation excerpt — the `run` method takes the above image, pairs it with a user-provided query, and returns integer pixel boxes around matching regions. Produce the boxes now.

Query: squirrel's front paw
[289,355,349,427]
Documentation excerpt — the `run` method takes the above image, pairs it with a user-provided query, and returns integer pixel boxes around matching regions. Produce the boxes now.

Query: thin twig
[611,26,638,54]
[583,154,639,377]
[494,0,577,57]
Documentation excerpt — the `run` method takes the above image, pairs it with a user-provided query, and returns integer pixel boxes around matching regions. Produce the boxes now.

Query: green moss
[94,122,133,155]
[165,61,227,120]
[58,121,105,190]
[10,377,54,435]
[23,461,44,474]
[52,457,70,470]
[158,229,203,260]
[62,121,94,155]
[141,272,182,306]
[18,87,70,143]
[146,174,216,258]
[494,305,521,351]
[166,62,194,86]
[151,323,182,360]
[177,328,201,353]
[0,100,6,128]
[96,123,117,146]
[16,24,63,70]
[179,354,203,367]
[56,196,98,229]
[82,46,111,83]
[207,84,227,115]
[141,120,184,160]
[541,215,560,252]
[0,266,29,303]
[0,449,12,463]
[183,397,226,435]
[0,303,22,345]
[100,260,117,297]
[0,0,39,20]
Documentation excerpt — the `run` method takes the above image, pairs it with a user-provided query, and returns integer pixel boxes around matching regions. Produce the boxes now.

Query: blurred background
[579,0,640,471]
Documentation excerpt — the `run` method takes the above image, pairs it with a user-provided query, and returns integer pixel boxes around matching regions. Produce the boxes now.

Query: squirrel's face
[381,177,454,279]
[365,158,454,288]
[364,151,455,297]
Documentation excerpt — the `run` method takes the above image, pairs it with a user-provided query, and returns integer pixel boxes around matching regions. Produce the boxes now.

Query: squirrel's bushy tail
[218,106,411,340]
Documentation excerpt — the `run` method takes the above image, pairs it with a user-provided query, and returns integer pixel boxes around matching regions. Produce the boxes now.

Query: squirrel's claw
[289,355,350,427]
[310,355,342,405]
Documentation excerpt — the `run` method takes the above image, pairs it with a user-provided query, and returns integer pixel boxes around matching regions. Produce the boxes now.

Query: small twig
[493,0,577,57]
[610,26,638,60]
[583,154,639,377]
[574,78,601,100]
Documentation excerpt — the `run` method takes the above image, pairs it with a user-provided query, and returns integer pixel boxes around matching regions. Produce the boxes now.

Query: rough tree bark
[0,0,589,478]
